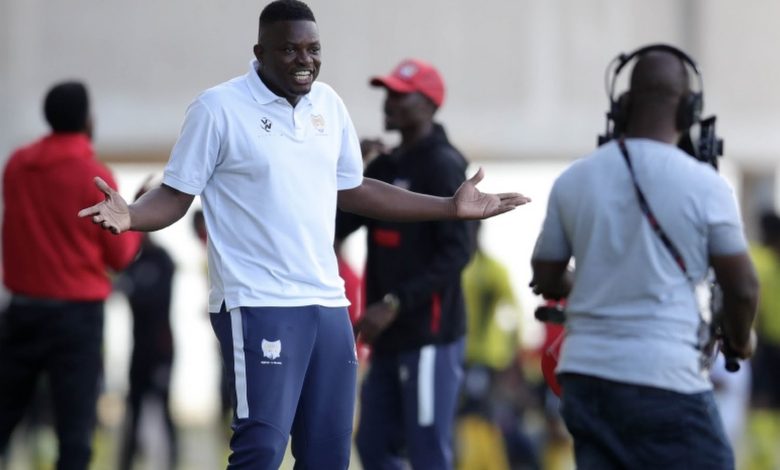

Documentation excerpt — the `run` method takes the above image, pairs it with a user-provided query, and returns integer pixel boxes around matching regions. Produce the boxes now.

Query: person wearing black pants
[115,233,177,470]
[337,59,475,469]
[0,81,141,470]
[0,300,104,469]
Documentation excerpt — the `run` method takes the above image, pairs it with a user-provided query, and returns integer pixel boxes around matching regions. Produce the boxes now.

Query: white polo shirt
[163,60,364,311]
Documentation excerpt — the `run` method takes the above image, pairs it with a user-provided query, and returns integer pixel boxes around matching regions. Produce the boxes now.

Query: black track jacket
[336,124,474,354]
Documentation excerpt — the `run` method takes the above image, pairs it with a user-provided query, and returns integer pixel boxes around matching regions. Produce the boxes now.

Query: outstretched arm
[78,177,195,233]
[337,167,530,221]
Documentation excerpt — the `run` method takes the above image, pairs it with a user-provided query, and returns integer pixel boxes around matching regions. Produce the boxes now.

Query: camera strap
[618,138,726,370]
[617,138,691,282]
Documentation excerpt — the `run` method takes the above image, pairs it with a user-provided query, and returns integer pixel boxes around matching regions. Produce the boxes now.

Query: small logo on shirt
[311,114,325,133]
[261,339,282,365]
[260,118,273,132]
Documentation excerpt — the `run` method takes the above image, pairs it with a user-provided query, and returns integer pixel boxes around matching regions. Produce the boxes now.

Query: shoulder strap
[618,138,691,281]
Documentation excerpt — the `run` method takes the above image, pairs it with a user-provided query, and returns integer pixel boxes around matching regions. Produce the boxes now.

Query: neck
[624,107,680,144]
[257,69,300,107]
[52,130,89,139]
[398,121,434,151]
[624,128,679,144]
[624,119,679,145]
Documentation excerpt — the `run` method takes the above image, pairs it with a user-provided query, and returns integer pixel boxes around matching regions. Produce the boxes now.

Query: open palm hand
[453,167,531,219]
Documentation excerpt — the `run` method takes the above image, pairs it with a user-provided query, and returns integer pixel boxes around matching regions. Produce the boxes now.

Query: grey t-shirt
[533,138,747,393]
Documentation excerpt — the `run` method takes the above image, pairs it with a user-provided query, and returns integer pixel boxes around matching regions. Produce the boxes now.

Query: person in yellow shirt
[462,230,520,373]
[457,222,539,470]
[747,211,780,470]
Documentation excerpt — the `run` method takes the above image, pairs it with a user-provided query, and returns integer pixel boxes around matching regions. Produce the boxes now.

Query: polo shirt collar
[246,59,312,107]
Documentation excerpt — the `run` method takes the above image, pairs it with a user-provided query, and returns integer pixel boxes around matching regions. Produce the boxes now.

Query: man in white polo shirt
[78,1,529,468]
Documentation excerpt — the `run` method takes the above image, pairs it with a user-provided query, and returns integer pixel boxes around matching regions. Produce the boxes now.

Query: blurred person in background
[334,238,365,357]
[336,137,387,365]
[531,46,758,469]
[191,208,233,450]
[710,351,751,466]
[746,211,780,470]
[359,138,387,168]
[115,182,178,470]
[456,220,539,470]
[77,1,529,468]
[336,58,476,470]
[0,81,141,470]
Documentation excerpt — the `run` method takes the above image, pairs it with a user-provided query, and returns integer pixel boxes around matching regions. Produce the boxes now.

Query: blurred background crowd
[1,0,779,469]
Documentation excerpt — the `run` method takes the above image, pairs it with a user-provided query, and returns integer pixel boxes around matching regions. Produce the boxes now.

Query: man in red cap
[337,58,474,469]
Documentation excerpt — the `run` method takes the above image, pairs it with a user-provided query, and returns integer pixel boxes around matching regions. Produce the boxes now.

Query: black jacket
[336,124,474,354]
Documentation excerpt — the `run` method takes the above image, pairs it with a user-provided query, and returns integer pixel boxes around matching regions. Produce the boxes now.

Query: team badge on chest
[311,114,325,133]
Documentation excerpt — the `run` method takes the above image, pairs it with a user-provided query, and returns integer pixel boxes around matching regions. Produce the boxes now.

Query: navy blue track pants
[356,339,465,470]
[211,305,358,470]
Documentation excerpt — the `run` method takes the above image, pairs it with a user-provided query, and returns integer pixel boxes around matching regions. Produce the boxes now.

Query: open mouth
[293,70,313,85]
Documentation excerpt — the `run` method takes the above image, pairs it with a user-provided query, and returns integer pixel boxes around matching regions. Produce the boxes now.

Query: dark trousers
[750,338,780,408]
[559,373,734,470]
[0,298,104,470]
[356,338,465,470]
[118,359,177,470]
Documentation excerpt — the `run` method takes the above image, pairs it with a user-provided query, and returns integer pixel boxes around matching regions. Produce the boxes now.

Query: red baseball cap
[370,58,446,107]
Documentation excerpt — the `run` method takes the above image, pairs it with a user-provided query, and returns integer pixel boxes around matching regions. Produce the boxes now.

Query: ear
[419,94,438,116]
[426,100,439,117]
[253,44,264,64]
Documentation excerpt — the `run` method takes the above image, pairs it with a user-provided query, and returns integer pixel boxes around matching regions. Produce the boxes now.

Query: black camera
[677,116,724,170]
[705,281,741,372]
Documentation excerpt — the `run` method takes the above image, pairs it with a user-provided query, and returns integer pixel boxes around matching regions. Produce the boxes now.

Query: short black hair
[44,81,89,133]
[259,0,315,27]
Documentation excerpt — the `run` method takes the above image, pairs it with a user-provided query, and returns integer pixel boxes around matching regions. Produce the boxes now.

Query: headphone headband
[606,43,703,103]
[613,44,700,77]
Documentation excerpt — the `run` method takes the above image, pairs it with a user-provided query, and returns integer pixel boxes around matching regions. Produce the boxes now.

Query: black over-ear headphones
[597,43,723,168]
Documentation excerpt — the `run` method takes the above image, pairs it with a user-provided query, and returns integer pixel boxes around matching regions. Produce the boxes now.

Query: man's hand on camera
[728,329,757,360]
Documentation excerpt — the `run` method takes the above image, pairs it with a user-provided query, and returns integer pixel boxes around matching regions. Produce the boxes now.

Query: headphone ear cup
[611,92,631,137]
[676,92,703,131]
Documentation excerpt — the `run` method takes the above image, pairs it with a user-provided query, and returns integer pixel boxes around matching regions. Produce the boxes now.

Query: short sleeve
[533,180,572,261]
[705,177,748,256]
[162,98,221,195]
[336,104,363,191]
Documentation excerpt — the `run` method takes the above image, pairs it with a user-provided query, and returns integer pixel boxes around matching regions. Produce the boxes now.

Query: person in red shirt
[335,239,369,363]
[0,81,141,470]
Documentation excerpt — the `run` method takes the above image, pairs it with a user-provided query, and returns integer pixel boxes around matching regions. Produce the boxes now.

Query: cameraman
[531,48,758,469]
